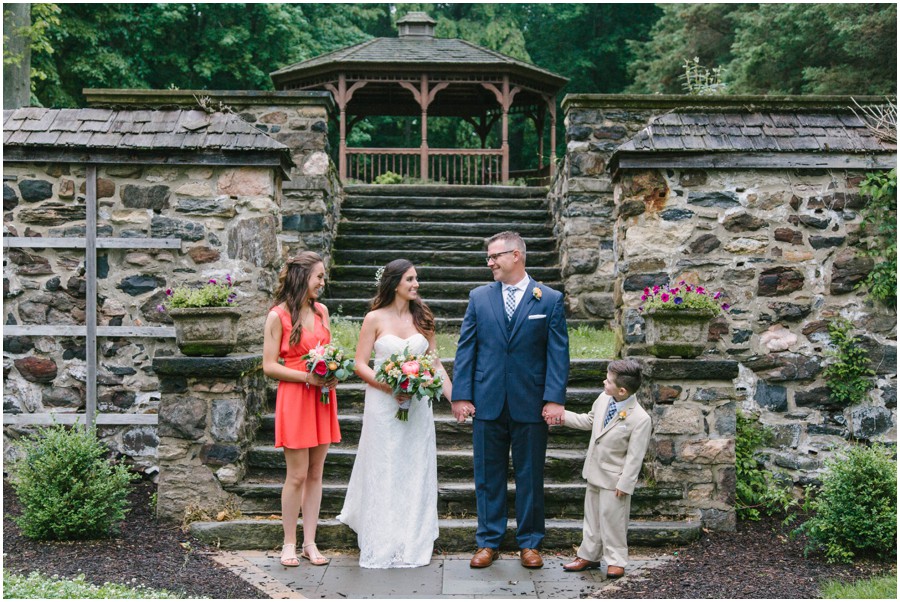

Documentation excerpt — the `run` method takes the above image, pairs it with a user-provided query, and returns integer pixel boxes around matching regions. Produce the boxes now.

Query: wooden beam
[86,165,98,428]
[614,152,897,170]
[4,325,176,338]
[3,413,159,426]
[4,237,181,249]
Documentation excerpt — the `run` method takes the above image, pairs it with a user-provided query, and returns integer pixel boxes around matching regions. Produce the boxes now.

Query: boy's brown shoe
[562,557,602,572]
[607,565,625,579]
[470,547,500,568]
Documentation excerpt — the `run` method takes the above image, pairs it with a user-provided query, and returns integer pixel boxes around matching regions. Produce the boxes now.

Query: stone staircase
[189,359,701,550]
[324,184,565,331]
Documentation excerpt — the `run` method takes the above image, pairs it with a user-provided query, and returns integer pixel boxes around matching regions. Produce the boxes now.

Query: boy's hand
[542,402,565,425]
[615,488,626,497]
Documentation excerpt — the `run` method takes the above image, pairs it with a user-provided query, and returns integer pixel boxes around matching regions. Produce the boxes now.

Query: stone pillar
[642,358,738,531]
[153,354,265,522]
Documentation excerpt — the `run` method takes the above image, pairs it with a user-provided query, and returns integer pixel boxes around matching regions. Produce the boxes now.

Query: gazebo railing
[346,147,503,185]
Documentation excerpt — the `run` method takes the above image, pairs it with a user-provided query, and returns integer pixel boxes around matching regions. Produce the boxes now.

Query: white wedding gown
[337,333,439,568]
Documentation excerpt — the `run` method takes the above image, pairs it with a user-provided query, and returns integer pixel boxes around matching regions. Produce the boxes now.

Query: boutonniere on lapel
[618,410,627,421]
[532,287,542,301]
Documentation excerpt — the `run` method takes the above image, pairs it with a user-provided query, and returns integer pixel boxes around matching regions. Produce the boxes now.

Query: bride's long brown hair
[371,259,434,337]
[274,251,325,347]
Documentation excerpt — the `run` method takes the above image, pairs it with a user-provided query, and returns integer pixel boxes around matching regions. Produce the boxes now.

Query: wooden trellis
[3,165,179,428]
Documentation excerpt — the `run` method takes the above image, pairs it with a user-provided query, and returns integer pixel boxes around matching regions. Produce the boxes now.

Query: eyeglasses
[486,249,516,264]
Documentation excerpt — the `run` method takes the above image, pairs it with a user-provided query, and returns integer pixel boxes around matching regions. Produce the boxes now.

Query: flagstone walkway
[212,550,674,599]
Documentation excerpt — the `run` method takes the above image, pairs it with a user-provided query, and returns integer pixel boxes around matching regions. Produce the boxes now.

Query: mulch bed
[3,477,269,599]
[594,514,896,599]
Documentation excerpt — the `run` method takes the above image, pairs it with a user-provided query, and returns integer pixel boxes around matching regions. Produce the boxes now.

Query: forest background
[7,3,898,170]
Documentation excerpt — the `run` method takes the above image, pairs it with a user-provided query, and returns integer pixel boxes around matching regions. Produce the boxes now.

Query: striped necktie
[505,286,517,320]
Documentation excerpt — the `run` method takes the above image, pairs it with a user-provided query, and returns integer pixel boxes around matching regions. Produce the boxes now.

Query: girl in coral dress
[262,252,341,568]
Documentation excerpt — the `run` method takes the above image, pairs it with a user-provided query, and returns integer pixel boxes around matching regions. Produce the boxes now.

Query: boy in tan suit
[560,359,651,578]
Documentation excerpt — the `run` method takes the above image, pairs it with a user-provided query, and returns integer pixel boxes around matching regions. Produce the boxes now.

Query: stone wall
[3,160,283,468]
[83,90,344,266]
[153,355,265,521]
[555,96,897,487]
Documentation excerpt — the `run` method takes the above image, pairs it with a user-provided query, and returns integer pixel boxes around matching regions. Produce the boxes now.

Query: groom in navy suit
[452,231,569,569]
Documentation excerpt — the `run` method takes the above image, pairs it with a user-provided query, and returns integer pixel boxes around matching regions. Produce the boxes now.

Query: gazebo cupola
[270,12,567,185]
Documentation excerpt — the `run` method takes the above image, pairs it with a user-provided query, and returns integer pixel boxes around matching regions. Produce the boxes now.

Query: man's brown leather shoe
[606,565,625,579]
[562,557,602,572]
[520,548,543,568]
[470,547,500,568]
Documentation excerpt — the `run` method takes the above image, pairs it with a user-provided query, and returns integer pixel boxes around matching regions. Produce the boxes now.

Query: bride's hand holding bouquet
[375,345,444,421]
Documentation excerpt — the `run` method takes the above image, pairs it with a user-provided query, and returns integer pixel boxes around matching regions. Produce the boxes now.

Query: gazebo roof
[270,12,566,116]
[271,37,566,89]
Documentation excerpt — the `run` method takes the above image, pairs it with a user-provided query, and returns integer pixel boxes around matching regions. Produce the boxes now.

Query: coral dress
[273,304,341,449]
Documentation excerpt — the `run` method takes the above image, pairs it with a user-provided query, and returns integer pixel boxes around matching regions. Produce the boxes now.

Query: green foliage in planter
[11,423,138,540]
[162,275,237,310]
[373,171,404,185]
[823,318,875,406]
[735,411,797,521]
[794,444,897,563]
[858,169,897,304]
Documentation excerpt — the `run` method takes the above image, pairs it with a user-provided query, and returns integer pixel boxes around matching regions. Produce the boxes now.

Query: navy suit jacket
[452,278,569,423]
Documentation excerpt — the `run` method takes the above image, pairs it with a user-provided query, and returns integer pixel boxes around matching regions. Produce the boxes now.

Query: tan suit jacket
[564,393,652,495]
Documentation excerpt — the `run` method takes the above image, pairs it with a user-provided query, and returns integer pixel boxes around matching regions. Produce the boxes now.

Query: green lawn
[820,575,897,599]
[331,317,615,360]
[3,570,183,599]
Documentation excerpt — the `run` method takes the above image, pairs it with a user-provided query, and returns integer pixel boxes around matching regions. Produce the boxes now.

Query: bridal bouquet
[375,346,444,421]
[302,343,356,405]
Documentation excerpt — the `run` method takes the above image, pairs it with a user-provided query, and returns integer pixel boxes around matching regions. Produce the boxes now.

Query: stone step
[342,196,547,211]
[255,412,598,447]
[330,265,562,281]
[333,235,557,253]
[339,221,552,238]
[326,280,564,299]
[189,517,701,551]
[324,297,469,318]
[227,480,683,518]
[344,184,549,199]
[341,208,550,224]
[332,249,559,267]
[327,315,608,334]
[246,447,586,482]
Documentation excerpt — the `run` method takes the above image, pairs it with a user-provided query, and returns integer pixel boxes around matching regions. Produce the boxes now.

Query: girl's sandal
[301,542,330,566]
[280,543,300,567]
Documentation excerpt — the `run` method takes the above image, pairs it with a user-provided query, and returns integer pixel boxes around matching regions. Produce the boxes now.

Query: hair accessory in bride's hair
[374,266,385,287]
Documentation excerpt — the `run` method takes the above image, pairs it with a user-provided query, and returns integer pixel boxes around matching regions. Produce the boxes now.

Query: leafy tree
[627,3,897,95]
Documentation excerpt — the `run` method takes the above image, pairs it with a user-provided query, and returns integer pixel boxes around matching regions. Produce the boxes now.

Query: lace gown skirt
[336,334,439,568]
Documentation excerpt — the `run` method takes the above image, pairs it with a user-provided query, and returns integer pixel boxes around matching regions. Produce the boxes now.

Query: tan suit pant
[577,484,630,568]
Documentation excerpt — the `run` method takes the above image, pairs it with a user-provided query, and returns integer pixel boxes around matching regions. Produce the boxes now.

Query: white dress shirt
[503,273,531,314]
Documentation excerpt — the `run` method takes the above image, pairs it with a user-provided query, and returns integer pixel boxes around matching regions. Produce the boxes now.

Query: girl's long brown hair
[371,259,434,337]
[274,251,325,347]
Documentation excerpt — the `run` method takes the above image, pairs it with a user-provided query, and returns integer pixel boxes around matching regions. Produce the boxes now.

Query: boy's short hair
[608,358,643,394]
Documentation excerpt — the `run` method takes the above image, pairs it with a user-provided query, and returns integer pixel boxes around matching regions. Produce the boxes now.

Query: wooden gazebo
[270,12,567,185]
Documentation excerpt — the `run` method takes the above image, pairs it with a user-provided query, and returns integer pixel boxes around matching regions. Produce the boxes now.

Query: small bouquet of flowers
[375,346,444,421]
[301,343,356,405]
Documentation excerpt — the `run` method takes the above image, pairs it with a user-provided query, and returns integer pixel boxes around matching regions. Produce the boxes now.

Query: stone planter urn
[168,307,241,357]
[644,309,714,359]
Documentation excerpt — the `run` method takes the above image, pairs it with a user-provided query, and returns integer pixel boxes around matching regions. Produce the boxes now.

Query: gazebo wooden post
[545,94,558,179]
[535,104,547,171]
[325,74,368,181]
[501,76,510,183]
[420,74,429,181]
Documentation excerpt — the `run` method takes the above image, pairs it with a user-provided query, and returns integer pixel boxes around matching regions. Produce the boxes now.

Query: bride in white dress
[337,259,452,568]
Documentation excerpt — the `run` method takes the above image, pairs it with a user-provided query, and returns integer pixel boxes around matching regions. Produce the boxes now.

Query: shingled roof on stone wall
[617,111,894,154]
[3,108,289,152]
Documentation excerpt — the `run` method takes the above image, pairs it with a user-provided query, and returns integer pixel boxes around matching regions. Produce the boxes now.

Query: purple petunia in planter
[158,275,241,357]
[639,281,732,358]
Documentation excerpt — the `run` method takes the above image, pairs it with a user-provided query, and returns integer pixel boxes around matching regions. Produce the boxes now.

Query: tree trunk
[3,3,32,109]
